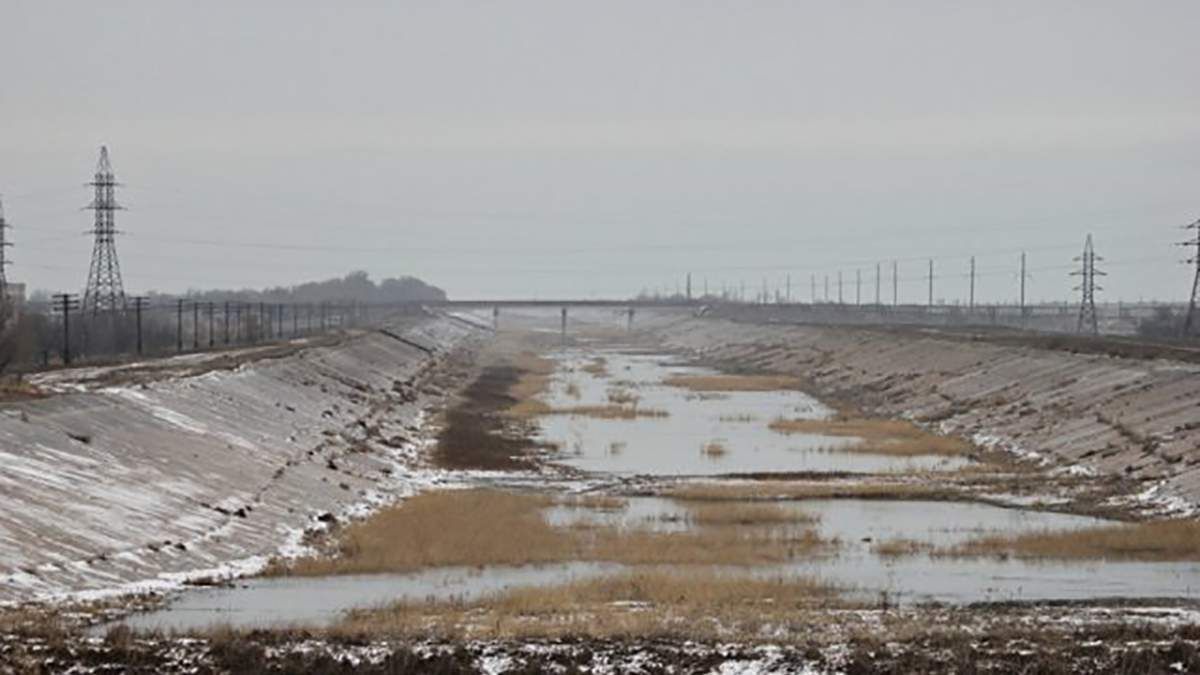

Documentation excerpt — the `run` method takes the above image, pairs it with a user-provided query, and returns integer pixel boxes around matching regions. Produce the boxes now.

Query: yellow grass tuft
[336,570,843,640]
[558,495,628,511]
[549,405,668,420]
[937,519,1200,561]
[664,374,803,392]
[668,481,966,503]
[269,489,831,577]
[684,502,819,527]
[767,416,971,457]
[581,357,609,378]
[606,387,640,406]
[700,440,729,458]
[871,538,932,557]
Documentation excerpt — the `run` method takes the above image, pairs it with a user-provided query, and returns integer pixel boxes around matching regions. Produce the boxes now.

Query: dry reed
[700,440,729,457]
[336,570,843,641]
[270,489,830,576]
[663,374,803,392]
[767,416,971,457]
[936,519,1200,561]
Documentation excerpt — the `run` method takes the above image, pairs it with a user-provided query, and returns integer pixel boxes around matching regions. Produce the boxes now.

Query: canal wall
[656,317,1200,511]
[0,315,483,603]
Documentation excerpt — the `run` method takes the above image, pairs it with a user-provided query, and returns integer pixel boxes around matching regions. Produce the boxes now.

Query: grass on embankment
[336,570,843,640]
[768,416,971,457]
[936,519,1200,562]
[268,489,829,576]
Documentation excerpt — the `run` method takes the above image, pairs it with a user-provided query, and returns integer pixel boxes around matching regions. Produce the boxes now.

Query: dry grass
[719,413,758,423]
[663,374,803,392]
[273,490,570,575]
[937,519,1200,561]
[871,538,933,557]
[336,570,843,641]
[606,387,640,406]
[504,351,557,418]
[668,481,967,503]
[564,382,581,399]
[270,489,830,576]
[558,495,628,511]
[700,440,729,458]
[581,357,609,377]
[548,405,669,420]
[767,416,971,457]
[684,502,819,527]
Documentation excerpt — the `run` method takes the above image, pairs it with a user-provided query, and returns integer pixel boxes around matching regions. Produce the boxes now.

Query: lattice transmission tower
[1182,217,1200,337]
[82,146,126,314]
[1071,234,1105,335]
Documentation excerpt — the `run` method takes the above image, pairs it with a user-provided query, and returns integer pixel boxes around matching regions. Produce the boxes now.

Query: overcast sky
[2,1,1199,303]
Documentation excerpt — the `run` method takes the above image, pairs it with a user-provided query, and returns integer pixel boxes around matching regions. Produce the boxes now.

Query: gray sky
[2,1,1199,303]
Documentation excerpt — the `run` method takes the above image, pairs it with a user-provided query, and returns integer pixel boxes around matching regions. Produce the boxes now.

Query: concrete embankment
[655,317,1200,511]
[0,315,483,603]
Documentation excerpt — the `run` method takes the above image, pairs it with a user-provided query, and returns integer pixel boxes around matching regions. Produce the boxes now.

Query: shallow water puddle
[126,497,1200,632]
[535,350,969,475]
[117,562,619,632]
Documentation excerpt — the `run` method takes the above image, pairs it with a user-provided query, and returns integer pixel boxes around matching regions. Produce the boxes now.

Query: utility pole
[875,262,881,305]
[130,296,149,355]
[53,294,80,365]
[0,196,12,299]
[824,275,829,303]
[786,274,791,303]
[292,304,299,336]
[560,306,568,343]
[927,259,934,308]
[176,298,185,353]
[811,274,816,304]
[82,146,127,314]
[837,271,843,305]
[1072,234,1105,335]
[969,256,976,311]
[855,269,862,306]
[223,301,231,344]
[192,301,200,350]
[235,303,243,342]
[686,273,692,302]
[207,302,215,348]
[1180,218,1200,336]
[892,261,898,306]
[1020,252,1029,317]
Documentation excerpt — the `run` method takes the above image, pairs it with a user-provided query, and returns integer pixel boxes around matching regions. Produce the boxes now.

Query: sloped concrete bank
[655,318,1200,512]
[0,315,484,603]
